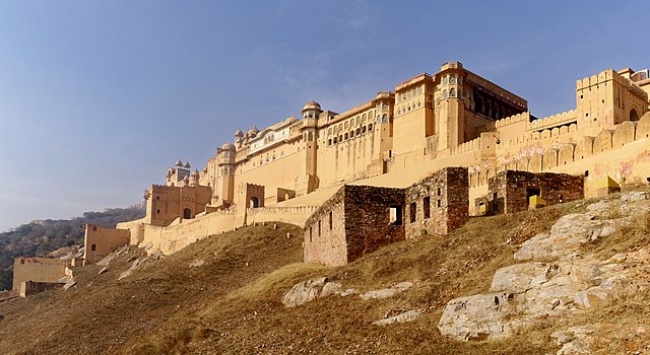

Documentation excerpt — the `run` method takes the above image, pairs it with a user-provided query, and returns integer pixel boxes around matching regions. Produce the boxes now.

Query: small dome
[247,126,260,137]
[234,129,243,137]
[286,116,299,124]
[302,100,321,112]
[184,162,191,168]
[221,142,235,150]
[175,159,183,167]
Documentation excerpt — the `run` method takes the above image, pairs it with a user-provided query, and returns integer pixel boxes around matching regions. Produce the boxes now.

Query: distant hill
[0,205,145,291]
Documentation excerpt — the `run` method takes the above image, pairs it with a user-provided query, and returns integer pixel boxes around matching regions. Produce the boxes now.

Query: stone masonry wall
[489,171,584,214]
[343,185,405,264]
[405,167,469,238]
[304,187,347,266]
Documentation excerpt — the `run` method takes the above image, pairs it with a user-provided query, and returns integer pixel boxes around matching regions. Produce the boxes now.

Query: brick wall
[489,170,584,214]
[405,167,469,237]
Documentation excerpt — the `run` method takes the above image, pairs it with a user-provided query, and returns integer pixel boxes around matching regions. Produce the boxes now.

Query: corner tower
[299,101,321,194]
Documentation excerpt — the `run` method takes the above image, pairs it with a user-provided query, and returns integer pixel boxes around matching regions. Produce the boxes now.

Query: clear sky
[0,1,647,231]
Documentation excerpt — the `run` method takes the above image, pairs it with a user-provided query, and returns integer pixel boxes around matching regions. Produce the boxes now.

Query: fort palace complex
[6,61,650,294]
[110,61,650,264]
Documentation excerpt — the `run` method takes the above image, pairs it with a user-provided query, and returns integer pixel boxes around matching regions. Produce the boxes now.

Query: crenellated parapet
[527,110,577,132]
[495,112,530,129]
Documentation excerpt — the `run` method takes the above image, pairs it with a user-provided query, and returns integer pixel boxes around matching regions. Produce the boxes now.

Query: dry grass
[0,198,624,354]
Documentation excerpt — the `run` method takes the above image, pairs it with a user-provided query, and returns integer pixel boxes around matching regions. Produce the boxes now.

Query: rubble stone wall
[405,167,469,238]
[489,171,584,214]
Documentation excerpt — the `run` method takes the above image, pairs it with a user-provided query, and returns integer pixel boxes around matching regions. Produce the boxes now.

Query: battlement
[576,69,616,89]
[450,137,480,155]
[527,110,577,131]
[495,112,530,129]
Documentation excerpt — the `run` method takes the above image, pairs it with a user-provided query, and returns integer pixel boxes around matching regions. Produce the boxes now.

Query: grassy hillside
[0,197,646,354]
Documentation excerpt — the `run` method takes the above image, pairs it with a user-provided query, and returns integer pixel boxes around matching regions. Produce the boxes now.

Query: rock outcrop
[439,192,650,343]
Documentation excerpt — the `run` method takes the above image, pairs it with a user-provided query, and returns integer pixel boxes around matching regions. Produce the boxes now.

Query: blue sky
[0,1,647,231]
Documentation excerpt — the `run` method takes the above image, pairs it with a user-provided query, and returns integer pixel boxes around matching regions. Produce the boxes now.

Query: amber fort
[6,60,650,292]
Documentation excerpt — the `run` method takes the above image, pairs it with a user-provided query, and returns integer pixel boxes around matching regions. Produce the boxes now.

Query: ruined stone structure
[304,167,470,266]
[479,171,585,215]
[83,224,131,264]
[405,167,469,238]
[100,62,649,260]
[304,185,405,266]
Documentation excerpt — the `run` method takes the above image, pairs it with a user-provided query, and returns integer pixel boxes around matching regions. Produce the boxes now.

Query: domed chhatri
[302,100,321,112]
[221,142,235,150]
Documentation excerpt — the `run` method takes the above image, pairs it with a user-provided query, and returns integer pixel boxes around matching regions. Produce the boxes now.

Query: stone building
[83,224,130,264]
[479,171,585,214]
[405,167,469,237]
[304,167,470,266]
[304,185,405,266]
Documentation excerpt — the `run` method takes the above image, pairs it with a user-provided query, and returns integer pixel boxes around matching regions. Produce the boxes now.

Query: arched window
[382,114,388,123]
[630,108,639,122]
[443,89,448,98]
[91,244,96,251]
[368,124,373,131]
[250,197,260,208]
[449,88,456,97]
[183,208,192,219]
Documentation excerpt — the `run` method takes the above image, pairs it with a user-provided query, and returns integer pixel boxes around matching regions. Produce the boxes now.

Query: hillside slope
[0,193,649,354]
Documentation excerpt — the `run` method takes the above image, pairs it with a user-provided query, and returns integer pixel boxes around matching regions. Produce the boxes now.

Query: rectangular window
[437,200,442,207]
[389,206,402,225]
[309,227,312,242]
[409,202,417,223]
[423,196,431,219]
[329,211,333,230]
[318,220,321,236]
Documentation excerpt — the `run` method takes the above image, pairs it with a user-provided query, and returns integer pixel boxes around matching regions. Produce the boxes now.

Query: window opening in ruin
[423,196,431,219]
[437,200,441,207]
[183,208,192,219]
[250,197,260,208]
[526,188,541,201]
[409,202,417,223]
[92,226,97,232]
[318,220,321,236]
[309,227,312,242]
[156,209,161,214]
[329,211,333,230]
[630,108,639,122]
[584,170,589,177]
[91,244,96,251]
[389,206,402,225]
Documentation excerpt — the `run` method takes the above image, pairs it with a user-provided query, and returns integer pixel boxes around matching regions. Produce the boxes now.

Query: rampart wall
[12,257,69,290]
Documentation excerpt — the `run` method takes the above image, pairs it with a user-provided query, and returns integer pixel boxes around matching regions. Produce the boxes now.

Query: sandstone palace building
[104,61,650,263]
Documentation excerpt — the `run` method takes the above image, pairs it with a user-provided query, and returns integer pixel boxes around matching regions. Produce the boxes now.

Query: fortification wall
[527,110,577,132]
[12,257,68,290]
[246,206,318,227]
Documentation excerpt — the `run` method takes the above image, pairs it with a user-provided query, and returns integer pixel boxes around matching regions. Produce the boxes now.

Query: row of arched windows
[327,124,374,146]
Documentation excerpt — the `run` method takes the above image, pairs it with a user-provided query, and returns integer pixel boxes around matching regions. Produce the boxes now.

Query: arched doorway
[183,208,192,219]
[250,197,260,208]
[630,108,639,122]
